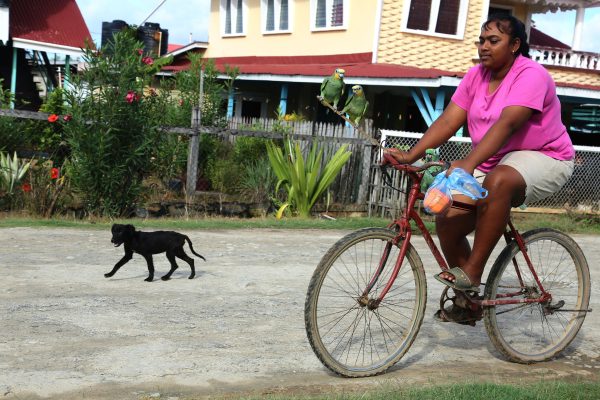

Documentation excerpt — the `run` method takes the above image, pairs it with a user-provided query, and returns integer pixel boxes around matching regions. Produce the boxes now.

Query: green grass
[0,215,391,230]
[236,381,600,400]
[1,211,599,235]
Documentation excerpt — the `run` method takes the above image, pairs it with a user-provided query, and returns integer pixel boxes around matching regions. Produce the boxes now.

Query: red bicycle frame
[366,155,551,308]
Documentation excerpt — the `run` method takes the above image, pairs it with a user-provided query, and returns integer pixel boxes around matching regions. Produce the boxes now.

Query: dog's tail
[185,236,206,261]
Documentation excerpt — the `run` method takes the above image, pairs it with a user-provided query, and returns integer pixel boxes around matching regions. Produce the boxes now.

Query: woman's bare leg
[438,165,526,285]
[435,204,476,269]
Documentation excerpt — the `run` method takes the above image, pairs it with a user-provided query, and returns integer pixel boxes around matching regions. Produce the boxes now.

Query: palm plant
[266,136,351,218]
[0,151,31,194]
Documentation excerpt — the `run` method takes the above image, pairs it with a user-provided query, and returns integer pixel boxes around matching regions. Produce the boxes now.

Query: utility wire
[140,0,168,26]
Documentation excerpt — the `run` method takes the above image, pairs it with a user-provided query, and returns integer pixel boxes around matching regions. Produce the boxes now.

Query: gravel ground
[0,227,599,399]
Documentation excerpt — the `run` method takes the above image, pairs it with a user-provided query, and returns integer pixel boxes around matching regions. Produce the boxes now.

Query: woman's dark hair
[483,13,531,58]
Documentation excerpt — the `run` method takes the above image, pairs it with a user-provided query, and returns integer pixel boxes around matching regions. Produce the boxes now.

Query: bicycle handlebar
[381,153,450,173]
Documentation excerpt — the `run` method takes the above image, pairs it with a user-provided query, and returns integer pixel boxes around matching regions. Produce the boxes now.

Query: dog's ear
[125,224,135,235]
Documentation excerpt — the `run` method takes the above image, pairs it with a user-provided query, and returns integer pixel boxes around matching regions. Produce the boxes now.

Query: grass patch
[1,212,599,235]
[0,215,392,231]
[236,381,600,400]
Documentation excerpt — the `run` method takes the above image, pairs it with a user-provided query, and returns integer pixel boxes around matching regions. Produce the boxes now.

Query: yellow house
[180,0,600,139]
[204,0,379,58]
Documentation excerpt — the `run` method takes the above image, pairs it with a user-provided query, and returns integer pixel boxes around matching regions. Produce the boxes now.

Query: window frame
[310,0,349,32]
[261,0,293,35]
[220,0,248,37]
[400,0,469,40]
[488,4,514,17]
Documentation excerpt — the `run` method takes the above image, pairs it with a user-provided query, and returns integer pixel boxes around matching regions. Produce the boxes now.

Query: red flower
[137,49,144,55]
[142,56,154,65]
[125,90,140,103]
[47,114,59,123]
[62,114,72,122]
[50,168,59,180]
[22,183,32,192]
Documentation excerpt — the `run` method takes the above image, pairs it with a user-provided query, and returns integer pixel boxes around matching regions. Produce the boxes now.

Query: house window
[221,0,246,36]
[488,5,513,17]
[262,0,292,33]
[402,0,468,39]
[311,0,348,31]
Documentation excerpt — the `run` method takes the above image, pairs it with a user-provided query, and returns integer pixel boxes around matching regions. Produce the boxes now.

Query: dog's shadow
[106,270,208,282]
[170,270,208,280]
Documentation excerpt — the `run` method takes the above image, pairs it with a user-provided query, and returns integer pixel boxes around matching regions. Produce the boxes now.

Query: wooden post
[357,141,373,205]
[186,70,204,197]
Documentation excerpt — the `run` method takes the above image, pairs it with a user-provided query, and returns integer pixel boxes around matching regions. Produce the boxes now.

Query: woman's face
[477,21,520,71]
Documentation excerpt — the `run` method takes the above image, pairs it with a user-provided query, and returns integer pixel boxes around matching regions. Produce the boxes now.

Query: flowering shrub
[21,160,69,217]
[62,29,174,216]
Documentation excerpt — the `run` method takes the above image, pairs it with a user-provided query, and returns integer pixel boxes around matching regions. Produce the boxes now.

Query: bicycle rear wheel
[304,228,427,377]
[483,228,590,363]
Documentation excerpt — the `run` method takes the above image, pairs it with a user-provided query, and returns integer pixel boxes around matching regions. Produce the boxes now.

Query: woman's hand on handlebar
[382,148,414,165]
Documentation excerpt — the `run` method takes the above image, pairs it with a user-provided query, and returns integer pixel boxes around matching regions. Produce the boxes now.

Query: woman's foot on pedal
[434,304,482,326]
[434,267,480,293]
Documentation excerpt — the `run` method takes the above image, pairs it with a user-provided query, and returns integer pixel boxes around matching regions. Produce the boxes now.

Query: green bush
[240,157,278,204]
[62,29,174,216]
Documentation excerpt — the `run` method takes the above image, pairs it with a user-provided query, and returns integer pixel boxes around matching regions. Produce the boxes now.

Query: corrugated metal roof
[10,0,93,49]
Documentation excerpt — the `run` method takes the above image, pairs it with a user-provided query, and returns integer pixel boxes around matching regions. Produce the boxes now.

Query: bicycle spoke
[306,228,426,376]
[484,230,590,363]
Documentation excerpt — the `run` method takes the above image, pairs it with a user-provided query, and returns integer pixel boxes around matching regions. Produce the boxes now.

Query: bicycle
[304,153,591,378]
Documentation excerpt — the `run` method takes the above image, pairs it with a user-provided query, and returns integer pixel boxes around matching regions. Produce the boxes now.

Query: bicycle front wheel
[484,228,591,363]
[304,228,427,377]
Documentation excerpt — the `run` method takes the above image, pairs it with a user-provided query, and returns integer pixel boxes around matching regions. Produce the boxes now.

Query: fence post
[186,70,204,197]
[357,141,373,205]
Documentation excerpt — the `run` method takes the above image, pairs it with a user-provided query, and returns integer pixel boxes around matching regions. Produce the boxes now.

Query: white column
[0,6,8,44]
[524,10,532,40]
[572,6,585,51]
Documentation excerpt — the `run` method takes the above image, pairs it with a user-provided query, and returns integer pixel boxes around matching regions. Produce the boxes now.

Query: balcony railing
[530,45,599,71]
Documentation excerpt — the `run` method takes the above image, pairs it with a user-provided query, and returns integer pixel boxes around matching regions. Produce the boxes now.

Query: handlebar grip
[382,152,402,167]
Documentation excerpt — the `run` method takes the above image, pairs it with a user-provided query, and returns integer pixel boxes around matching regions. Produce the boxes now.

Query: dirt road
[1,227,599,399]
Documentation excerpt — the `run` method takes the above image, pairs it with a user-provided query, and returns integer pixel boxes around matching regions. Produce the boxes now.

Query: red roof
[10,0,93,49]
[530,27,570,50]
[167,43,184,53]
[160,51,599,91]
[162,52,462,80]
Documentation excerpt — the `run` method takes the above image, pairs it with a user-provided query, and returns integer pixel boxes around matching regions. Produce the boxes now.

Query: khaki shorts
[469,151,574,206]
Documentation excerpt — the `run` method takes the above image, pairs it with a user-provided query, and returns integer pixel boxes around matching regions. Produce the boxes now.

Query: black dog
[105,224,206,282]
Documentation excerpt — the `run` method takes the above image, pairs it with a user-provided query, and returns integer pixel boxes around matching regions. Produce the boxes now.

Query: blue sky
[76,1,600,53]
[77,0,211,46]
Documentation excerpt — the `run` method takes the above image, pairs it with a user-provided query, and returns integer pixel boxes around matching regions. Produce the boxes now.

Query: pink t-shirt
[451,55,574,172]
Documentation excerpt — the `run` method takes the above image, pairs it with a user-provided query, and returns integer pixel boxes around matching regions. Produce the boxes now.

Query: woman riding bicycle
[384,14,575,322]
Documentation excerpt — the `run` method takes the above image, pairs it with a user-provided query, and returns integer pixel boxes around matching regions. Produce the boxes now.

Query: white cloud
[581,10,600,53]
[533,8,600,53]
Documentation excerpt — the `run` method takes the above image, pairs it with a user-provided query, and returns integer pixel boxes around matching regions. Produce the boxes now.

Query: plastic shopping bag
[423,168,488,215]
[423,173,453,215]
[447,168,488,200]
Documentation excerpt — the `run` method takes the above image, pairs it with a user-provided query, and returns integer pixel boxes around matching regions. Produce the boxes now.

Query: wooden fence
[213,117,377,205]
[0,109,377,206]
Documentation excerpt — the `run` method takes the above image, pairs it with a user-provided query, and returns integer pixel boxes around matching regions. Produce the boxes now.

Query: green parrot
[318,68,345,110]
[420,148,444,193]
[341,85,369,127]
